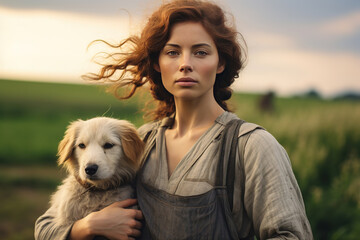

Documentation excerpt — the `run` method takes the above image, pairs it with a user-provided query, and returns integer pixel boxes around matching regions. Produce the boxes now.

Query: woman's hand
[69,199,143,240]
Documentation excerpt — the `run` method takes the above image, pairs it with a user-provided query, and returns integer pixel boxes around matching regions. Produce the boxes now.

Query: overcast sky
[1,0,360,97]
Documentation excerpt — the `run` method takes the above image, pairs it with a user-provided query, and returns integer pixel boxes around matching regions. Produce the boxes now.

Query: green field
[1,79,359,239]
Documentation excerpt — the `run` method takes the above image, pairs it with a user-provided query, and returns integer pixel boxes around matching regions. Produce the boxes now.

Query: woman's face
[156,22,224,102]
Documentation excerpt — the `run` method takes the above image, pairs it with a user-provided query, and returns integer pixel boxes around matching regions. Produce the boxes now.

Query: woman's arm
[35,199,142,240]
[69,199,142,240]
[35,204,73,240]
[241,129,313,240]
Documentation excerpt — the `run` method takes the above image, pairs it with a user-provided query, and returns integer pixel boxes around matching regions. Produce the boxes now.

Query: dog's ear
[118,121,145,166]
[57,120,82,165]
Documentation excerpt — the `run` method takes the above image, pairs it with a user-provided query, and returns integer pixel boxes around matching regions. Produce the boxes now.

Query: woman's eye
[195,50,208,56]
[166,50,179,56]
[78,143,86,149]
[103,143,114,149]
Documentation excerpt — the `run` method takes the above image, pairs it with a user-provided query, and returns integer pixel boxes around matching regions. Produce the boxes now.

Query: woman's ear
[57,120,82,166]
[154,63,161,73]
[217,62,225,74]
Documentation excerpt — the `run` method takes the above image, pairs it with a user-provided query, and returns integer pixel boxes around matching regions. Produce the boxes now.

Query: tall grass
[231,94,360,239]
[1,79,359,239]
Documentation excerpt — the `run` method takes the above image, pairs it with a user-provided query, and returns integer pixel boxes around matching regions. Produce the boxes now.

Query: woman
[35,0,313,239]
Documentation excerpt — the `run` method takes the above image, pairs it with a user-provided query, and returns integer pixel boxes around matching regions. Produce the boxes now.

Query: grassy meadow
[1,79,359,239]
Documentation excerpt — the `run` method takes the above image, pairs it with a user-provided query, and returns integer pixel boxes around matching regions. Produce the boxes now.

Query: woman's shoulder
[238,121,282,150]
[221,112,266,139]
[238,122,264,138]
[239,122,289,164]
[137,115,175,138]
[223,113,284,154]
[137,121,160,138]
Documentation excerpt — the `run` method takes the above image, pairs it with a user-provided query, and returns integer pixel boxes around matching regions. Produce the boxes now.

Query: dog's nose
[85,164,98,176]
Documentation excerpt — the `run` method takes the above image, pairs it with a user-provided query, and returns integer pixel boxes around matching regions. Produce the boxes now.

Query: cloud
[0,7,139,82]
[244,32,296,49]
[235,46,360,97]
[233,24,360,97]
[318,10,360,36]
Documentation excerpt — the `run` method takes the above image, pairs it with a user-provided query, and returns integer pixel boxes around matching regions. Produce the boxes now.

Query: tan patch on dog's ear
[57,120,82,166]
[117,121,145,167]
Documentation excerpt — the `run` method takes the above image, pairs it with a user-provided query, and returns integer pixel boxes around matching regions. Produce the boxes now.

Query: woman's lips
[175,77,198,87]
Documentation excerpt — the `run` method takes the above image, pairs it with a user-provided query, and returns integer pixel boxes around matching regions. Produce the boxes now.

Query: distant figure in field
[259,91,275,113]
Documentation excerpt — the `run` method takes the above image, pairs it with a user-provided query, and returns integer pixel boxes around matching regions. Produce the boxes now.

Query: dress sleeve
[34,205,73,240]
[241,129,313,239]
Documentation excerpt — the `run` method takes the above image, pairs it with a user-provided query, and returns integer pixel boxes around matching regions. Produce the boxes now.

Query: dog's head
[57,117,144,190]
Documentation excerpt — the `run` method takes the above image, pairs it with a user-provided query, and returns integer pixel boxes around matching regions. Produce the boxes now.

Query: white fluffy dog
[50,117,144,227]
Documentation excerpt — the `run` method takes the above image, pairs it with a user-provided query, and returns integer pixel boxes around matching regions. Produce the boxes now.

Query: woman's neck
[171,97,224,137]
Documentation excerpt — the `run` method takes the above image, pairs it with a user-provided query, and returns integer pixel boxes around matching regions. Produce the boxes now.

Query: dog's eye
[103,143,114,149]
[78,143,86,149]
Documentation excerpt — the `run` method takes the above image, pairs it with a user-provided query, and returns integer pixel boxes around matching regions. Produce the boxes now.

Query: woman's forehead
[166,22,216,47]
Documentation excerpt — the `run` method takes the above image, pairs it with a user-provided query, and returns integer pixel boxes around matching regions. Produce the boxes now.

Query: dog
[50,117,144,229]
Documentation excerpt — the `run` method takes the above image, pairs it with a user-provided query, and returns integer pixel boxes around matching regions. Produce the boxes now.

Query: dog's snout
[85,164,98,176]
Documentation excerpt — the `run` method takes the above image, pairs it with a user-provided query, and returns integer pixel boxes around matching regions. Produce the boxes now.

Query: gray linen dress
[137,111,313,239]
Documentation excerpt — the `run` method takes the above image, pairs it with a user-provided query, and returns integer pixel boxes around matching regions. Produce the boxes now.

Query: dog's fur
[50,117,144,227]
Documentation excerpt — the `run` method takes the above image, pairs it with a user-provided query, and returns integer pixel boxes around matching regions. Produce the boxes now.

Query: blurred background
[0,0,359,239]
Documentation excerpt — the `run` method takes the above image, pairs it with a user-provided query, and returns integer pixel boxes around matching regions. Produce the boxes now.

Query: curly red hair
[85,0,247,120]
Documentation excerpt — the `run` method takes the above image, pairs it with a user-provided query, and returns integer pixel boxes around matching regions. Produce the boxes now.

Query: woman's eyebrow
[164,43,180,48]
[164,43,212,48]
[192,43,212,48]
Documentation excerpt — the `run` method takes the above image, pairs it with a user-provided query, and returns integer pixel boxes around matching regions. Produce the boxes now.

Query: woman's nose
[179,54,193,72]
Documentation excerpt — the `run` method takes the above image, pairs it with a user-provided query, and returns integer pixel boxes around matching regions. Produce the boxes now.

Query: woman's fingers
[109,199,143,221]
[132,219,142,229]
[83,199,143,240]
[131,209,143,221]
[113,198,138,208]
[126,227,142,237]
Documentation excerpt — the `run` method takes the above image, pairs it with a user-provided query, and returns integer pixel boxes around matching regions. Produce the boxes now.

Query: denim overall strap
[137,119,245,239]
